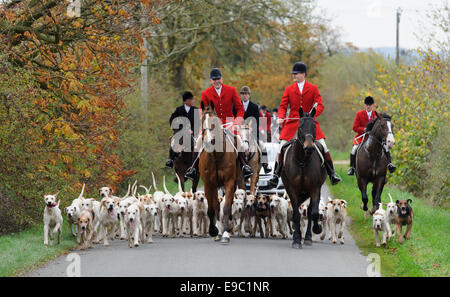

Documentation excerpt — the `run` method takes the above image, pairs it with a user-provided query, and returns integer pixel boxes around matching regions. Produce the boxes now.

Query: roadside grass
[328,146,349,161]
[0,221,78,276]
[329,165,450,277]
[0,173,199,277]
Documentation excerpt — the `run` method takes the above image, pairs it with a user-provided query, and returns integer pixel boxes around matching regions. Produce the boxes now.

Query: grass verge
[0,221,78,276]
[0,173,195,277]
[329,165,450,276]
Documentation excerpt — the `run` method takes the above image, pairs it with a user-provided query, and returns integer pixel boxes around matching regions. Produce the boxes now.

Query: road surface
[28,184,369,277]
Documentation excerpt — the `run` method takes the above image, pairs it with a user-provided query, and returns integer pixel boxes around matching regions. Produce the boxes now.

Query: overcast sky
[315,0,447,49]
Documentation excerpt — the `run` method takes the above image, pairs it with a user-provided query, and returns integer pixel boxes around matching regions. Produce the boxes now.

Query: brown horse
[172,133,200,192]
[356,112,395,216]
[281,107,327,248]
[237,122,261,194]
[198,101,239,244]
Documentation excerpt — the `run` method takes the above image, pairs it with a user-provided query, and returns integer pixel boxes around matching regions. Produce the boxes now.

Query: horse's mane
[365,112,392,131]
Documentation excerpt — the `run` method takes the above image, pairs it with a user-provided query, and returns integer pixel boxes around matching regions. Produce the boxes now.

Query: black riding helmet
[364,96,374,105]
[291,62,307,75]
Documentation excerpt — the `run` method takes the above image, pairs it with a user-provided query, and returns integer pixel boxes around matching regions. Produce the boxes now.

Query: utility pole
[396,7,402,66]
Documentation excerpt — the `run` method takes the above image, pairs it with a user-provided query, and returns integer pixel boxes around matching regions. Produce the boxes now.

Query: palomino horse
[199,101,239,244]
[356,112,395,215]
[172,133,200,192]
[281,107,327,249]
[237,122,261,195]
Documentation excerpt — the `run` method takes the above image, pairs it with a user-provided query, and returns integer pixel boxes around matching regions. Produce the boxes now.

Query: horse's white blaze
[386,121,395,149]
[205,113,212,144]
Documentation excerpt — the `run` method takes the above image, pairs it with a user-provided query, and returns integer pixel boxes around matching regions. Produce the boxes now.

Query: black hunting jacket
[233,100,260,140]
[169,105,201,136]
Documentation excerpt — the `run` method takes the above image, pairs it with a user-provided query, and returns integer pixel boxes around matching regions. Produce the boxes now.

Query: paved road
[29,184,369,277]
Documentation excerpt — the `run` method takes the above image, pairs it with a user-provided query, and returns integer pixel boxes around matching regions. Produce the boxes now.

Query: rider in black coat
[165,91,200,168]
[233,86,271,173]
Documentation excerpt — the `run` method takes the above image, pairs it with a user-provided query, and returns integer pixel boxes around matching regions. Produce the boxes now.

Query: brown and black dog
[254,194,272,238]
[395,199,414,244]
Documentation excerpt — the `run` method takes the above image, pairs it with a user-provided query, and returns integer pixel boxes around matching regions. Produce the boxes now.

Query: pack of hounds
[43,174,414,249]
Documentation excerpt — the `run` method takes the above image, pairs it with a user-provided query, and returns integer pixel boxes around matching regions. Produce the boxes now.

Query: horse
[171,132,200,192]
[356,112,395,216]
[198,101,239,244]
[280,107,327,248]
[237,122,261,195]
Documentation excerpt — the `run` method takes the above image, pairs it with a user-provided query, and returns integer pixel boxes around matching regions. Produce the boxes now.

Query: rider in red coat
[269,62,341,186]
[347,96,396,175]
[184,68,253,180]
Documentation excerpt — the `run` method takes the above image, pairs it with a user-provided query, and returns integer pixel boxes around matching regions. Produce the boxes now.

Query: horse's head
[297,106,317,154]
[370,112,395,150]
[201,101,219,148]
[239,121,254,154]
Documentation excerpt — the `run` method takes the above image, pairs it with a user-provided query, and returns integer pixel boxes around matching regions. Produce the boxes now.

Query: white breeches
[279,138,329,153]
[351,144,358,155]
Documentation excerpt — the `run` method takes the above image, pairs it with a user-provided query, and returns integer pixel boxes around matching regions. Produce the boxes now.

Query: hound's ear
[407,199,412,204]
[341,200,347,208]
[210,101,215,110]
[299,107,304,118]
[310,106,316,118]
[396,200,400,205]
[201,101,205,110]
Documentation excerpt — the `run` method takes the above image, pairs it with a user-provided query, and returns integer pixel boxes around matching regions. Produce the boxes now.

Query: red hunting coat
[352,109,376,145]
[200,84,245,127]
[278,80,325,141]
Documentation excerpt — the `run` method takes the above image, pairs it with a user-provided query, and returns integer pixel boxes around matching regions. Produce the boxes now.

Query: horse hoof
[209,225,219,237]
[304,239,313,246]
[292,242,302,249]
[313,225,322,235]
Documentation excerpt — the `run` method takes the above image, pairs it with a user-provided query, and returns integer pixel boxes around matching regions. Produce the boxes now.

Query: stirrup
[262,163,272,174]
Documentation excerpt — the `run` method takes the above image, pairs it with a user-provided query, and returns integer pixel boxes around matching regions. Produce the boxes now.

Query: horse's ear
[201,101,205,110]
[299,107,304,118]
[310,107,316,118]
[210,101,215,111]
[375,111,381,119]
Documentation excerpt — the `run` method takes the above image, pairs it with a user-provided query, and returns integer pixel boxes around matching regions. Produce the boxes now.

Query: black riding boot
[347,153,356,176]
[261,150,272,174]
[268,153,282,187]
[324,152,341,185]
[239,152,253,179]
[165,148,176,168]
[184,152,199,180]
[385,150,396,173]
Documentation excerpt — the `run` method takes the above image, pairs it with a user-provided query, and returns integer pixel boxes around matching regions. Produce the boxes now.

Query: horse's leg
[221,181,235,244]
[205,185,219,237]
[357,178,369,212]
[193,175,199,193]
[311,189,322,235]
[372,178,385,214]
[290,196,302,249]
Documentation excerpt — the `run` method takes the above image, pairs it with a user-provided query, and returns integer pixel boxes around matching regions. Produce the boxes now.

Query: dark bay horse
[356,112,395,216]
[281,107,327,248]
[172,132,200,192]
[198,101,238,244]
